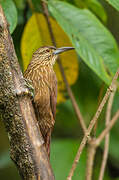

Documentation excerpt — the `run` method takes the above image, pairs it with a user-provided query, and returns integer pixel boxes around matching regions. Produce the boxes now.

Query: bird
[24,46,74,157]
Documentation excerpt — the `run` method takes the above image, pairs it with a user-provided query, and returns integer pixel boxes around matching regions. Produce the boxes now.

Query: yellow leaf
[21,13,79,103]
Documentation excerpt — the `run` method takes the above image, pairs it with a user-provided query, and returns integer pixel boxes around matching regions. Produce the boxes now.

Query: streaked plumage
[24,46,74,157]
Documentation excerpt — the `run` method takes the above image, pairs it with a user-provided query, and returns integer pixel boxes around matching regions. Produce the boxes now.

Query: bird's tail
[45,131,51,158]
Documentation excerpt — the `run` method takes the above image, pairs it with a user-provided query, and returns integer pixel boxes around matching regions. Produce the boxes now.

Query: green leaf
[74,0,107,23]
[48,1,119,85]
[106,0,119,11]
[0,0,17,33]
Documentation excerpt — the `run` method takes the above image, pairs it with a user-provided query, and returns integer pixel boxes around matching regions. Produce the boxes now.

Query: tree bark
[0,5,55,180]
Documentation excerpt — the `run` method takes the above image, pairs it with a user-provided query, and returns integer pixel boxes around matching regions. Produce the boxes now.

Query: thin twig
[27,0,35,11]
[93,83,104,136]
[85,84,116,180]
[96,109,119,146]
[85,84,105,180]
[85,139,97,180]
[98,85,116,180]
[41,1,56,46]
[67,69,119,180]
[41,0,87,134]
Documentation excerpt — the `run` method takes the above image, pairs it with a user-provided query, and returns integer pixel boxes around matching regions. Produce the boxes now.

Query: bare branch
[85,139,97,180]
[96,109,119,146]
[98,85,116,180]
[85,85,116,180]
[41,1,56,47]
[67,69,119,180]
[41,0,87,134]
[93,83,104,136]
[0,5,54,180]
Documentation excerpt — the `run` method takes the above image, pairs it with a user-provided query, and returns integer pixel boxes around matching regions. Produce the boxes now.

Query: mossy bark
[0,5,55,180]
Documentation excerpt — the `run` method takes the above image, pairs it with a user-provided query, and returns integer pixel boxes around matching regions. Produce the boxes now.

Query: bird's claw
[24,78,34,100]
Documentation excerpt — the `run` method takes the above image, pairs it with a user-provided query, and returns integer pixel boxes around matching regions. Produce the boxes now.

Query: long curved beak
[53,47,74,55]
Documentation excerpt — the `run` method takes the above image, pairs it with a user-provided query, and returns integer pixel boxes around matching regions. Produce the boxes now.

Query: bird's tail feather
[45,131,51,158]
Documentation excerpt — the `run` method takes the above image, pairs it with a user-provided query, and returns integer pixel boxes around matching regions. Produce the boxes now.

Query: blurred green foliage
[0,0,17,33]
[0,125,115,180]
[106,0,119,11]
[1,0,119,179]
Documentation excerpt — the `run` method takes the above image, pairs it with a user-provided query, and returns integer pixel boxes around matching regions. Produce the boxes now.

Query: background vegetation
[0,0,119,179]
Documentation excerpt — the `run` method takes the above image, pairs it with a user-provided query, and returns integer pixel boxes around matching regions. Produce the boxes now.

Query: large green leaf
[74,0,107,23]
[106,0,119,11]
[48,1,119,85]
[0,0,17,33]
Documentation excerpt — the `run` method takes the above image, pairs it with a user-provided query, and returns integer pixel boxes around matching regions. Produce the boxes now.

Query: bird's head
[32,46,74,66]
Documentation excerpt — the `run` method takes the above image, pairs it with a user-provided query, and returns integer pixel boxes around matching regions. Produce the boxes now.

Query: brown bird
[24,46,74,157]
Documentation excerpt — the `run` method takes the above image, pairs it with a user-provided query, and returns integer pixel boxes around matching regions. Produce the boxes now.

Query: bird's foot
[24,78,34,100]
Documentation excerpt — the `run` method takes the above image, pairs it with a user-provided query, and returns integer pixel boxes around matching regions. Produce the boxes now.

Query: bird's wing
[50,74,57,120]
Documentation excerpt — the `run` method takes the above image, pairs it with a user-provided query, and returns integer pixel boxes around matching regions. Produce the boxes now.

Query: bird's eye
[46,49,50,52]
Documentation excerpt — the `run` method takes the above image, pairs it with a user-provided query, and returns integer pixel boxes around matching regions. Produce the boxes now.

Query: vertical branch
[85,140,97,180]
[98,86,116,180]
[0,5,55,180]
[85,85,105,180]
[41,0,87,134]
[96,109,119,145]
[41,1,56,46]
[93,83,105,136]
